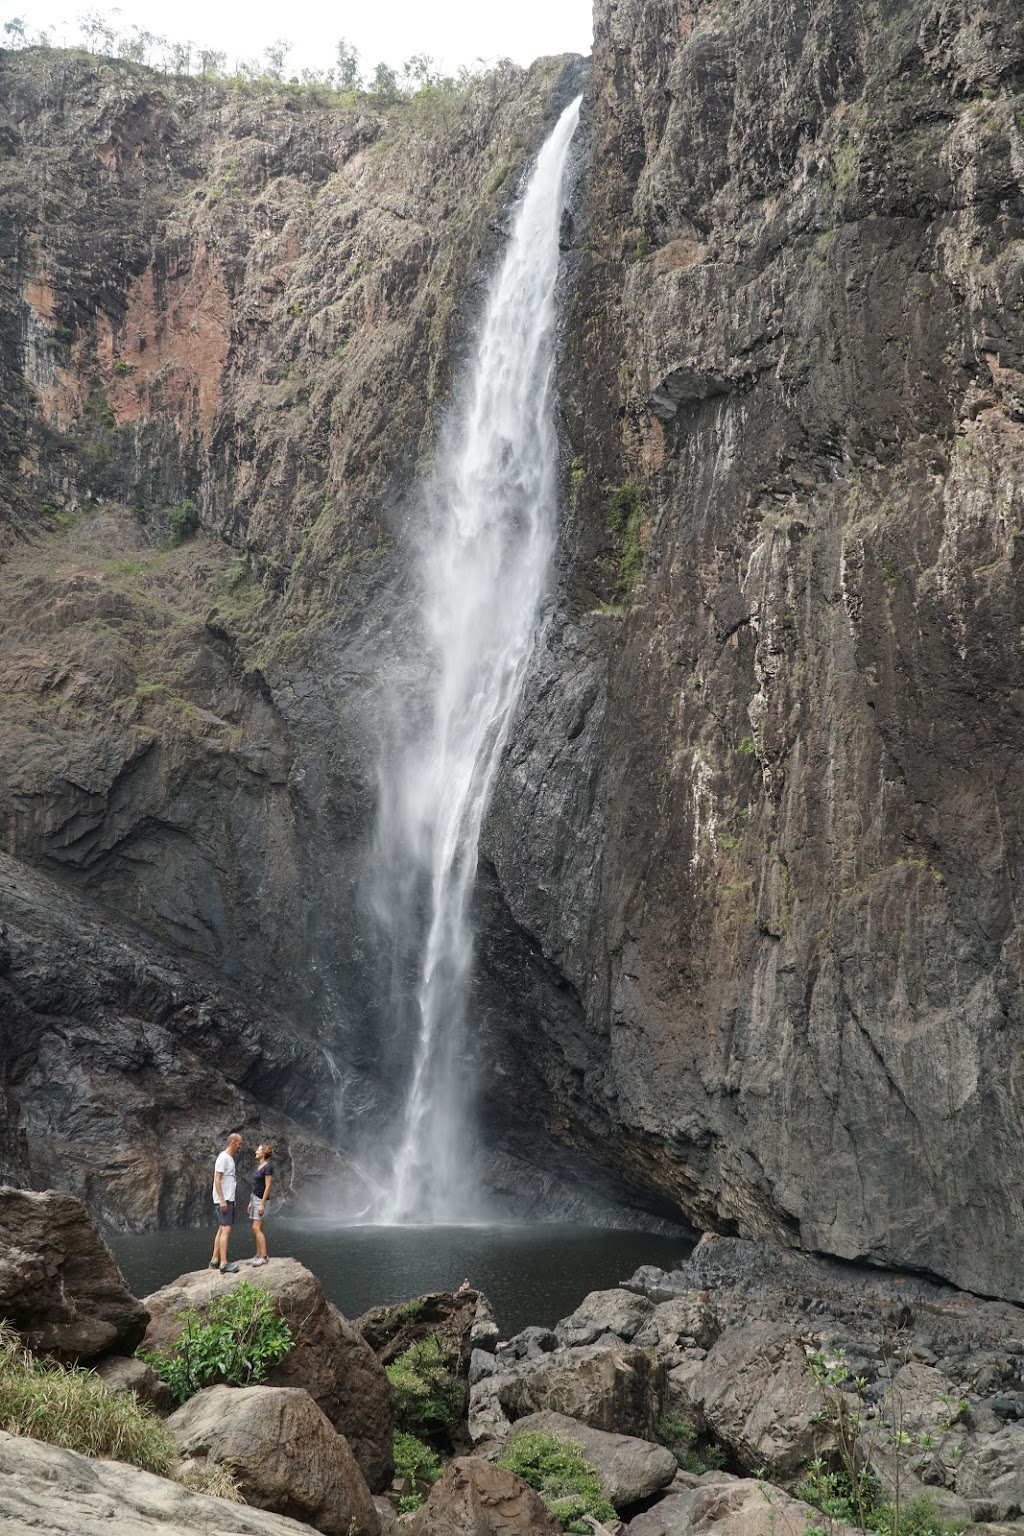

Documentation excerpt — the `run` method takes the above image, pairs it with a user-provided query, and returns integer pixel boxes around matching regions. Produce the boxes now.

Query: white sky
[5,0,593,76]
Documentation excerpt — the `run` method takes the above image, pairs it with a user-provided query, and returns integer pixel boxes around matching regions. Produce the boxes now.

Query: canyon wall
[0,46,585,1223]
[485,0,1024,1295]
[2,0,1024,1298]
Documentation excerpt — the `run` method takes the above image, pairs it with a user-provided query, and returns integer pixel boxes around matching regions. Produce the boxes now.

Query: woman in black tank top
[247,1142,274,1267]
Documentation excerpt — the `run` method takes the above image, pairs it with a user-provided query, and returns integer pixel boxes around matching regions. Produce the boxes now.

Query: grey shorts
[216,1200,235,1227]
[248,1196,269,1221]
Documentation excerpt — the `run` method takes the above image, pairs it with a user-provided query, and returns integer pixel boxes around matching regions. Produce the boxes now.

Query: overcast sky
[7,0,594,76]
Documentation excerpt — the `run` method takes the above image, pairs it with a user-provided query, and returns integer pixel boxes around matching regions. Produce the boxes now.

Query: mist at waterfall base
[358,96,584,1225]
[111,1221,694,1336]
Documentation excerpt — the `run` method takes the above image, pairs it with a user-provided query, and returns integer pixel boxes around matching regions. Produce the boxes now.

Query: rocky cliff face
[485,0,1024,1296]
[0,45,586,1220]
[2,3,1024,1296]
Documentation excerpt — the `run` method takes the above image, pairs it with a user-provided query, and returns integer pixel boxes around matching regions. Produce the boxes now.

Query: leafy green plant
[386,1334,463,1443]
[801,1349,968,1536]
[499,1432,616,1534]
[392,1430,444,1512]
[0,1326,175,1474]
[139,1281,293,1405]
[656,1411,727,1475]
[166,497,199,545]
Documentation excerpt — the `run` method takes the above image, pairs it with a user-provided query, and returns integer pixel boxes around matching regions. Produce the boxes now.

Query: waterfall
[368,95,582,1224]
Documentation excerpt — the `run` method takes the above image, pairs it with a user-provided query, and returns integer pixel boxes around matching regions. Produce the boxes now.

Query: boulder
[471,1348,499,1386]
[496,1345,666,1440]
[372,1496,398,1536]
[625,1477,862,1535]
[142,1260,392,1491]
[688,1322,831,1479]
[556,1289,654,1347]
[955,1424,1024,1521]
[94,1353,173,1416]
[0,1426,323,1535]
[167,1384,379,1536]
[471,1295,500,1355]
[407,1456,563,1535]
[0,1186,148,1361]
[886,1362,959,1435]
[355,1291,478,1373]
[510,1409,676,1510]
[496,1328,558,1364]
[632,1298,719,1354]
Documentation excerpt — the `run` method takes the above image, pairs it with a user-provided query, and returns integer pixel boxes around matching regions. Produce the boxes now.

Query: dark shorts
[216,1200,235,1227]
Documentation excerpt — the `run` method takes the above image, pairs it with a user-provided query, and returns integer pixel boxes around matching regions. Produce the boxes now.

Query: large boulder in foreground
[0,1426,321,1535]
[142,1259,392,1491]
[0,1186,148,1360]
[407,1456,562,1535]
[168,1383,379,1536]
[509,1409,676,1511]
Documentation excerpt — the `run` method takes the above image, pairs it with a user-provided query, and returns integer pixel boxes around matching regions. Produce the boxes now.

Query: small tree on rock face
[3,17,26,45]
[368,61,399,103]
[262,37,291,79]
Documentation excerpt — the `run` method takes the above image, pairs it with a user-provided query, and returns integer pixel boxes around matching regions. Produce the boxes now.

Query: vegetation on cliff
[2,10,516,106]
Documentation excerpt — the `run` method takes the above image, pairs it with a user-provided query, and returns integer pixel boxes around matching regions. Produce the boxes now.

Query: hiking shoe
[208,1260,220,1269]
[220,1263,239,1274]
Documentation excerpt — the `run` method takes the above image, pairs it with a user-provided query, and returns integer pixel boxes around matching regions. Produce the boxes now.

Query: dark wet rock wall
[2,4,1024,1298]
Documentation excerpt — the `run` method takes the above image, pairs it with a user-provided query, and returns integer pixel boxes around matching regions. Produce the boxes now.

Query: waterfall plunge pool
[110,1221,693,1336]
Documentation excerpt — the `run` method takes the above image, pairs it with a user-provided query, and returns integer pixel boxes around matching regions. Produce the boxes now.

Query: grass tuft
[0,1326,176,1475]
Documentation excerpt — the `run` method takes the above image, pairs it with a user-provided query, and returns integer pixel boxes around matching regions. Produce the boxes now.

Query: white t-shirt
[213,1150,237,1203]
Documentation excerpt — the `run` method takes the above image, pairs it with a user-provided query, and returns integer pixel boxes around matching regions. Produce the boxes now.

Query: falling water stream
[370,96,583,1224]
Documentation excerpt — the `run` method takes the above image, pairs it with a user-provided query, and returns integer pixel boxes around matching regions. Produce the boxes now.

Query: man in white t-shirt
[209,1131,243,1273]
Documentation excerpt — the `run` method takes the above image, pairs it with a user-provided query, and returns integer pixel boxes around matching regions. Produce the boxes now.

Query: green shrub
[872,1494,968,1536]
[0,1326,175,1474]
[386,1334,463,1442]
[392,1430,444,1512]
[796,1463,966,1536]
[140,1281,293,1405]
[656,1411,727,1475]
[166,498,199,545]
[499,1431,616,1534]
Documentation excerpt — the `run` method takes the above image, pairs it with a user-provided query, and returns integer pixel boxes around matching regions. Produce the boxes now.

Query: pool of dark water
[109,1221,693,1337]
